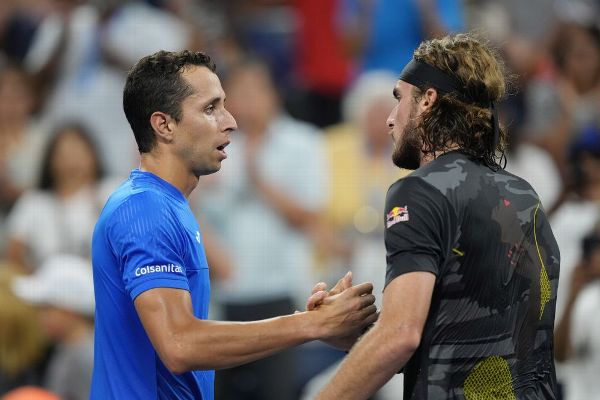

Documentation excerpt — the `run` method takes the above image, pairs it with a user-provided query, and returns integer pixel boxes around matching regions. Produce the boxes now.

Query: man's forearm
[172,312,318,372]
[136,283,376,374]
[316,325,418,400]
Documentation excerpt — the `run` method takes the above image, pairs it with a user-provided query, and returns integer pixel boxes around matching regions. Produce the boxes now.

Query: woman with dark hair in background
[5,122,117,272]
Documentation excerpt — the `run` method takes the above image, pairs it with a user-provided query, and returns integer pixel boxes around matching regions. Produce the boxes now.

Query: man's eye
[205,105,215,114]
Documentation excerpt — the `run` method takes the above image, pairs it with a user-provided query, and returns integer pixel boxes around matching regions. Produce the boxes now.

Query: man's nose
[223,108,237,132]
[386,115,394,129]
[386,105,396,129]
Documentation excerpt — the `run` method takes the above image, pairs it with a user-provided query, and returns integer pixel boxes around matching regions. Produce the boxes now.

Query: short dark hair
[123,50,216,153]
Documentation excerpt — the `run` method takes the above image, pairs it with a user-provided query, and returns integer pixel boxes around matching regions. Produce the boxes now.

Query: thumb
[342,271,353,290]
[330,271,353,296]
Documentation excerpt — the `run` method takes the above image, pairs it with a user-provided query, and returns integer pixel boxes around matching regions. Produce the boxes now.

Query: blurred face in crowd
[562,26,600,92]
[224,64,278,133]
[50,128,98,187]
[168,66,237,176]
[387,80,423,169]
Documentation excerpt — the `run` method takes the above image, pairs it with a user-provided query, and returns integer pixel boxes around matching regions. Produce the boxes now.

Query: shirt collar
[129,169,186,203]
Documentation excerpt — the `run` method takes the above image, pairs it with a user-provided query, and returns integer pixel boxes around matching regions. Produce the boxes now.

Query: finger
[311,282,328,295]
[347,282,374,297]
[360,311,379,328]
[358,294,376,309]
[341,271,353,290]
[330,271,351,296]
[356,304,378,320]
[306,290,328,311]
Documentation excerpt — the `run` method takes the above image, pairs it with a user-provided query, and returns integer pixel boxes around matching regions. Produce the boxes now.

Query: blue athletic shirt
[90,169,213,399]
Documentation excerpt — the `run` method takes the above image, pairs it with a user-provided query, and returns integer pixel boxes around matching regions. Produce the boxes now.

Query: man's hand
[306,271,354,311]
[312,281,377,339]
[305,272,378,350]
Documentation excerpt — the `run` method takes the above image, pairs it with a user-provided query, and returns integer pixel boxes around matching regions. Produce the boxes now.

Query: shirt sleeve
[108,191,190,301]
[384,177,457,288]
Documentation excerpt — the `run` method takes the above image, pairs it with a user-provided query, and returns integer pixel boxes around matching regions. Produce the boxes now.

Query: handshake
[301,272,379,351]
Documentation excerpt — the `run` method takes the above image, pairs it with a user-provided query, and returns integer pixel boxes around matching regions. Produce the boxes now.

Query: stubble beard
[392,112,422,170]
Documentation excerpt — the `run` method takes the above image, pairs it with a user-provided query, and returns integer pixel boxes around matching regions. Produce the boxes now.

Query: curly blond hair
[413,33,511,168]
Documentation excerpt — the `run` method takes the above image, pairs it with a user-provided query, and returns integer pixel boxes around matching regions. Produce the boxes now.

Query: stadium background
[0,0,599,399]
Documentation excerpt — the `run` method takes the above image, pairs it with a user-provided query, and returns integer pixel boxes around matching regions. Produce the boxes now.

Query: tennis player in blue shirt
[90,50,377,399]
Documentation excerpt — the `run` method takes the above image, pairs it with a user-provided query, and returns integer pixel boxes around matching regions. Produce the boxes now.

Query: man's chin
[195,163,222,177]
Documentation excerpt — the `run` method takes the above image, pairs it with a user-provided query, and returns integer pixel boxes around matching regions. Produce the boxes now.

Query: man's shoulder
[100,181,174,228]
[386,174,448,207]
[387,154,462,196]
[407,152,534,197]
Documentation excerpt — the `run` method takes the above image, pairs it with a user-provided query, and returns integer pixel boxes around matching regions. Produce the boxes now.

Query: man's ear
[149,111,175,143]
[419,88,438,112]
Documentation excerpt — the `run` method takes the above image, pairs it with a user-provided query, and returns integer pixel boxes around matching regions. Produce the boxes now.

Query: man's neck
[139,151,198,198]
[421,146,460,167]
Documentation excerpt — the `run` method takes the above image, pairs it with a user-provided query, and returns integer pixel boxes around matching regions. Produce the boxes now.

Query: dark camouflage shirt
[384,150,559,400]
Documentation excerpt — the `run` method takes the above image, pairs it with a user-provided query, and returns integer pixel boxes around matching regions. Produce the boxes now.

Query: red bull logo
[387,206,409,227]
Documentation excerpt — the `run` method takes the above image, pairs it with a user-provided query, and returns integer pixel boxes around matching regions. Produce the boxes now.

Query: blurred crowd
[0,0,599,399]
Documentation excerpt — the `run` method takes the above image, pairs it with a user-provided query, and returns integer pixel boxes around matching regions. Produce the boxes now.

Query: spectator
[289,0,354,128]
[526,21,600,178]
[0,0,46,64]
[195,57,328,400]
[548,111,600,400]
[11,255,94,400]
[5,123,117,272]
[550,125,600,323]
[0,63,46,205]
[221,2,297,91]
[0,62,48,254]
[23,0,190,176]
[339,0,464,74]
[555,226,600,400]
[467,0,556,44]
